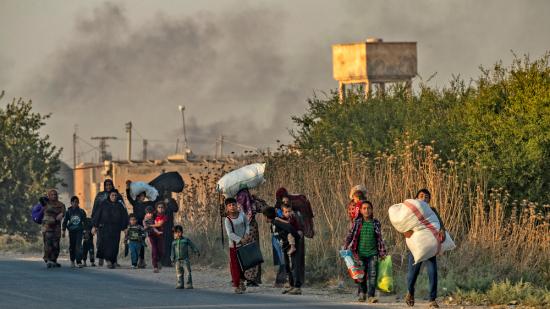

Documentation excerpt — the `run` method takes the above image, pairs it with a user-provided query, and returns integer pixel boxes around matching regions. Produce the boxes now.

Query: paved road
[0,258,386,309]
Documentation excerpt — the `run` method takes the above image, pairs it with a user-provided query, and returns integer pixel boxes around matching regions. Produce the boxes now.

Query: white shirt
[224,211,250,248]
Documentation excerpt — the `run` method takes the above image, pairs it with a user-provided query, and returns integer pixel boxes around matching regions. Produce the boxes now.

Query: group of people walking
[38,179,445,308]
[342,186,445,308]
[38,179,187,279]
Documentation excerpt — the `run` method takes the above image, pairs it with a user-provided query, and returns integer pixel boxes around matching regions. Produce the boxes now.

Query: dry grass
[174,138,550,300]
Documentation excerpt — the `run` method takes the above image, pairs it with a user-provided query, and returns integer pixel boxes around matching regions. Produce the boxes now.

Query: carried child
[126,214,146,269]
[144,203,166,273]
[344,201,387,303]
[171,225,199,289]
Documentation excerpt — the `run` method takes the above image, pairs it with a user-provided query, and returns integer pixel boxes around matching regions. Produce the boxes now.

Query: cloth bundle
[216,163,266,198]
[388,199,456,263]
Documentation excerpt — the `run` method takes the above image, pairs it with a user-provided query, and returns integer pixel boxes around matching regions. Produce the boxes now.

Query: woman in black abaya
[92,190,128,269]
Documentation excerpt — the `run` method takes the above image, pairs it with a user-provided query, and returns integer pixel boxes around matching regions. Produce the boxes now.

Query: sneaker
[288,287,302,295]
[70,261,76,268]
[405,293,415,307]
[368,297,379,303]
[428,301,439,309]
[153,268,159,273]
[98,259,104,267]
[358,293,366,302]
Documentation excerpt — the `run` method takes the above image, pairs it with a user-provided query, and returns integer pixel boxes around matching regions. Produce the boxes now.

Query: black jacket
[272,218,301,249]
[62,207,87,232]
[126,187,155,225]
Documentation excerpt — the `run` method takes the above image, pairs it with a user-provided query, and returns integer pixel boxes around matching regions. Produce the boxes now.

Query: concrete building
[73,157,241,214]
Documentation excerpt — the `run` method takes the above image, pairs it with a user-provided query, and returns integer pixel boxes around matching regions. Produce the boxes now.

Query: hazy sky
[1,0,549,164]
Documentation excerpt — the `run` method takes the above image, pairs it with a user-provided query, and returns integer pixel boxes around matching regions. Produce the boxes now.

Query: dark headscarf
[104,179,114,192]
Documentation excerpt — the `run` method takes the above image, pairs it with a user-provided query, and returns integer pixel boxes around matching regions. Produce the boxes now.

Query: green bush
[291,54,550,202]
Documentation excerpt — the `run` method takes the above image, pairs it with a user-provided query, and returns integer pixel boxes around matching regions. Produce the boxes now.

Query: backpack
[31,203,44,224]
[289,194,315,238]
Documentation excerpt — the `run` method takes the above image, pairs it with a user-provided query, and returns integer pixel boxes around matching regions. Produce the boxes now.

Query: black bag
[227,215,264,271]
[237,241,264,271]
[149,171,185,194]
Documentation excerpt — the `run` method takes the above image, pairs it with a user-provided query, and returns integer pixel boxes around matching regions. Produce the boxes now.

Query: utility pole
[219,135,224,158]
[125,122,132,161]
[72,125,77,169]
[142,139,148,161]
[91,136,117,162]
[178,105,190,153]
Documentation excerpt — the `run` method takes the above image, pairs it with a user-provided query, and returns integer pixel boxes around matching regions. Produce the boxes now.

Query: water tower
[332,38,417,102]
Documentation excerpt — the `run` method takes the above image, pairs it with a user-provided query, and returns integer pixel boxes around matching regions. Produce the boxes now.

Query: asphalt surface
[0,258,387,309]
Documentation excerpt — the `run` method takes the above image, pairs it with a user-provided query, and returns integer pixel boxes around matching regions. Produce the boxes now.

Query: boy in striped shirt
[344,201,387,303]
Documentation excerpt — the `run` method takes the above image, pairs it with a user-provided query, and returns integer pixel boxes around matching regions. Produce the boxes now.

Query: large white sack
[388,199,441,233]
[216,163,266,198]
[406,230,456,264]
[129,181,159,201]
[388,199,455,263]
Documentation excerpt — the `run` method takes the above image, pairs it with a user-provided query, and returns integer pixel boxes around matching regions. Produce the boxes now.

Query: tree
[0,93,62,238]
[291,54,550,202]
[457,55,550,201]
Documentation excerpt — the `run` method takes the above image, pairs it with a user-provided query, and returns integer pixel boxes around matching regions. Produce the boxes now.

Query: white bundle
[216,163,266,198]
[129,181,159,201]
[388,199,456,263]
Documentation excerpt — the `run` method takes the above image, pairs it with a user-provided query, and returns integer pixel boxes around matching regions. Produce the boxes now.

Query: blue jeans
[128,241,143,266]
[359,256,378,297]
[407,252,437,301]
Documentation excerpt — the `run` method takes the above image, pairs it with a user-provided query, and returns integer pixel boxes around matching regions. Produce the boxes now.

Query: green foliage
[458,55,550,201]
[453,280,550,307]
[291,54,550,201]
[0,94,62,238]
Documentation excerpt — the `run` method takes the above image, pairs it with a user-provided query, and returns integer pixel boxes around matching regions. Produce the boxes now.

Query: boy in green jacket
[171,225,199,289]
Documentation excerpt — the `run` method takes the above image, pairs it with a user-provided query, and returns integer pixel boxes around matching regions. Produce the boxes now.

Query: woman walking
[42,189,66,268]
[236,188,262,286]
[92,190,128,269]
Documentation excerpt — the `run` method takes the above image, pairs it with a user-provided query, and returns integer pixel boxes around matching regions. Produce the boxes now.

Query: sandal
[405,292,415,307]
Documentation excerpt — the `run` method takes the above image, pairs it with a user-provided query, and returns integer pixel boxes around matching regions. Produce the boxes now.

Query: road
[0,258,392,309]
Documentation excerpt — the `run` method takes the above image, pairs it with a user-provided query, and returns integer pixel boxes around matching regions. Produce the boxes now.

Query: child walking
[82,215,96,267]
[144,203,166,273]
[224,198,250,294]
[171,225,199,289]
[404,189,445,309]
[62,196,86,268]
[344,201,387,303]
[126,214,146,269]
